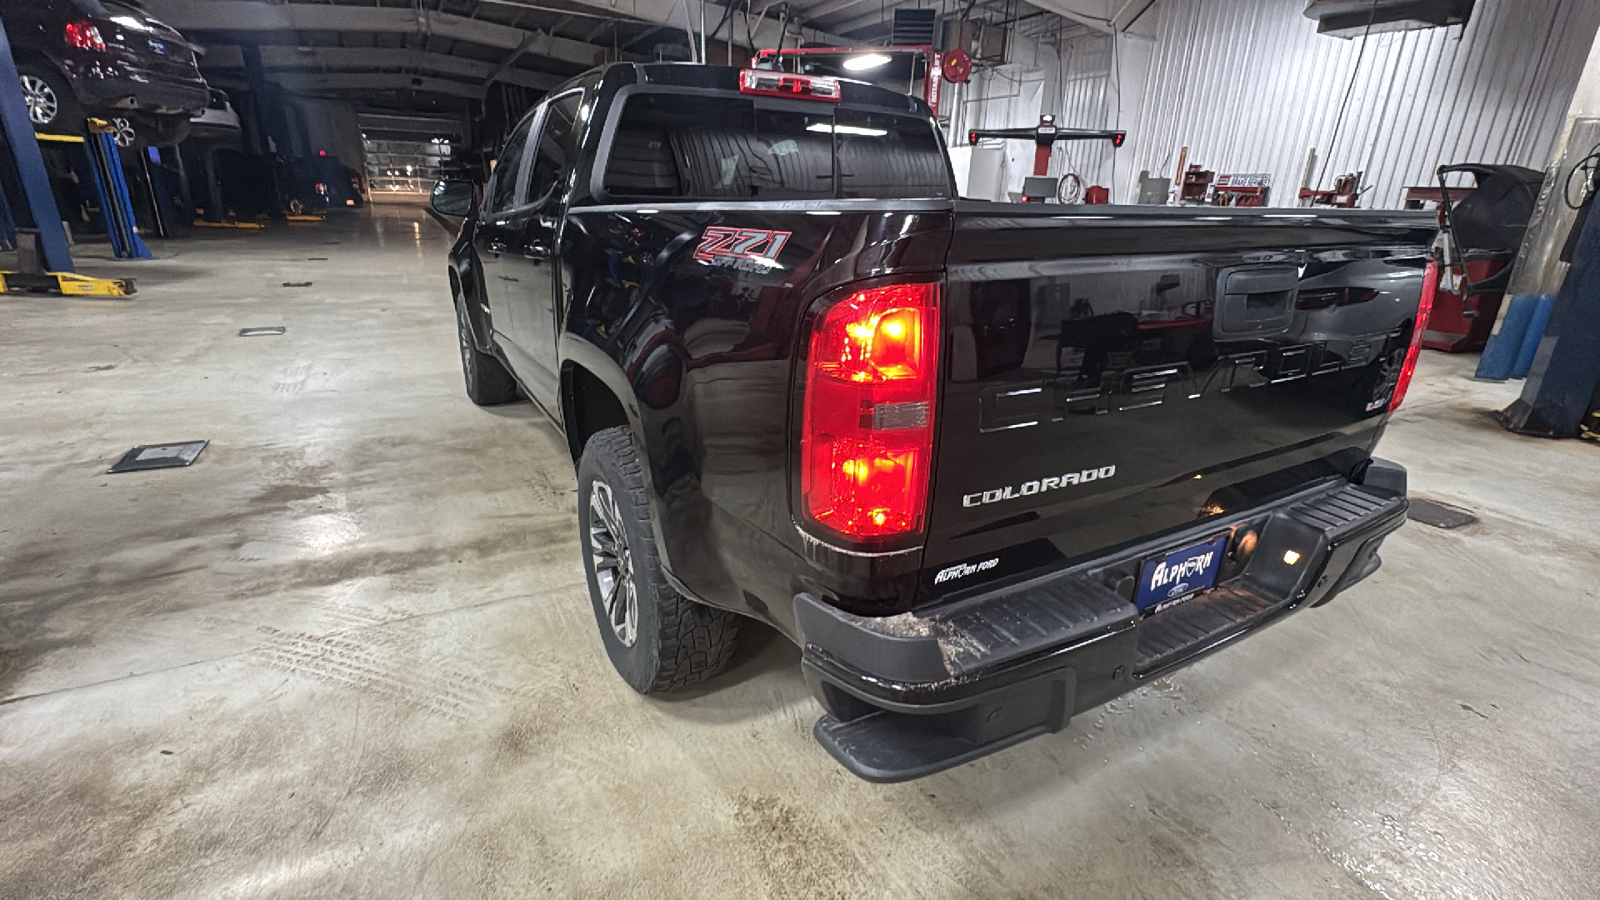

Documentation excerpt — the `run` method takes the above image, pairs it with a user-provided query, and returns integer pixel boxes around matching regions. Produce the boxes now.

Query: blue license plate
[1135,534,1229,613]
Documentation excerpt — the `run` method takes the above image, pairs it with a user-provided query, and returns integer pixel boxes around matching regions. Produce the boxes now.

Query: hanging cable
[1316,0,1379,190]
[1565,142,1600,211]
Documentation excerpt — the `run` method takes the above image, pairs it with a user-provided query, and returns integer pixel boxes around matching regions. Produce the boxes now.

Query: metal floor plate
[1407,498,1478,529]
[108,440,208,474]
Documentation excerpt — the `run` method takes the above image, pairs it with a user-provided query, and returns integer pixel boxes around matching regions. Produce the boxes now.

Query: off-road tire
[454,291,518,405]
[578,427,739,693]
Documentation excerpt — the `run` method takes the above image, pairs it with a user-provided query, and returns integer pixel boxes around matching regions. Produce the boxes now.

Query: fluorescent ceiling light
[843,53,891,72]
[805,123,888,137]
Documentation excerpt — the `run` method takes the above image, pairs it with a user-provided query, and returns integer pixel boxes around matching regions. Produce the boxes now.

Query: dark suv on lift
[2,0,207,145]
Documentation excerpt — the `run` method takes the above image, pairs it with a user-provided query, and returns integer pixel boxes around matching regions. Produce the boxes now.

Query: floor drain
[108,440,208,474]
[1407,499,1477,529]
[282,281,312,287]
[239,326,285,337]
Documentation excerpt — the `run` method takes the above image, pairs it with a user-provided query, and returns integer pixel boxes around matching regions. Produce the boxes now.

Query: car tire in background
[577,426,740,693]
[17,64,83,136]
[453,292,519,405]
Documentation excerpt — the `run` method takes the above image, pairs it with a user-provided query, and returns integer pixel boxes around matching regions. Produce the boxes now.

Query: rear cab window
[599,91,951,201]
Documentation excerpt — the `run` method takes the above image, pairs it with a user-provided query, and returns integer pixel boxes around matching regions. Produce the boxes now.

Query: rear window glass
[601,93,950,201]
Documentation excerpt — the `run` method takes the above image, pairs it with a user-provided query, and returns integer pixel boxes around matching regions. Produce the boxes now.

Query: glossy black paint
[443,63,1436,643]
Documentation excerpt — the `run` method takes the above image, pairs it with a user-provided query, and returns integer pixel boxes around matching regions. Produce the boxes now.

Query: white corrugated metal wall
[966,0,1600,208]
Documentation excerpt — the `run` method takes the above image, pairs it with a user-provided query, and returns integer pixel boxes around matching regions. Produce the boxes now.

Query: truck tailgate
[919,204,1436,600]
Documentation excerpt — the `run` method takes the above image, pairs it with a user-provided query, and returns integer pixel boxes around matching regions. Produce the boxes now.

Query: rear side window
[525,92,583,206]
[601,93,950,201]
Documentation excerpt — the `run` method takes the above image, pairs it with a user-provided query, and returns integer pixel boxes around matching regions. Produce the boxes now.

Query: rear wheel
[18,66,82,135]
[107,117,137,148]
[578,427,739,693]
[453,290,518,405]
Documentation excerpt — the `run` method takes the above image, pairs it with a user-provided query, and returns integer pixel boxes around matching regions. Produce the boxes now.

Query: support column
[0,18,72,272]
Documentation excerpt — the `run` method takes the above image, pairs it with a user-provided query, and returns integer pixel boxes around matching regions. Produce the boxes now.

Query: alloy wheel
[20,76,57,126]
[588,480,638,647]
[109,117,136,148]
[455,301,475,378]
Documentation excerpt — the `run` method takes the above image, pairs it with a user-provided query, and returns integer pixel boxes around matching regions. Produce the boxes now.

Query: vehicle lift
[967,115,1125,203]
[0,17,139,297]
[1498,155,1600,439]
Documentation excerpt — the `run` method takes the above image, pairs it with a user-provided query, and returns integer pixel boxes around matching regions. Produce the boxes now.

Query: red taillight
[1389,259,1438,413]
[802,282,939,541]
[740,69,842,103]
[64,19,105,51]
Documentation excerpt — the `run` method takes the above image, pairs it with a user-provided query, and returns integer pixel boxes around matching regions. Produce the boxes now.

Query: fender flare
[450,254,497,354]
[559,334,685,570]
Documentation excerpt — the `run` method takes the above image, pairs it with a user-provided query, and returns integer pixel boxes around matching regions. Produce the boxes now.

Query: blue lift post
[0,16,74,272]
[83,127,152,259]
[1498,174,1600,438]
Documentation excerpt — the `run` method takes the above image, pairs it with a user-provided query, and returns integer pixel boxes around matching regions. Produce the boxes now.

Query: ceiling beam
[547,0,849,49]
[270,72,491,101]
[483,33,543,90]
[1017,0,1115,34]
[804,0,881,24]
[139,0,637,66]
[357,112,467,138]
[831,0,1116,37]
[199,44,563,91]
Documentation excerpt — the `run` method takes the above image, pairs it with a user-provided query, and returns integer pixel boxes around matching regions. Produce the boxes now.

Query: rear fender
[558,335,680,571]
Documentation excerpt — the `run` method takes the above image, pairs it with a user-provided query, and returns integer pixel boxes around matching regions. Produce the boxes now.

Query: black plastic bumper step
[1133,585,1280,675]
[814,710,1052,783]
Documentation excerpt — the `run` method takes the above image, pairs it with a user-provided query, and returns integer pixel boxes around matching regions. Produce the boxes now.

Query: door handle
[525,243,553,262]
[487,239,508,255]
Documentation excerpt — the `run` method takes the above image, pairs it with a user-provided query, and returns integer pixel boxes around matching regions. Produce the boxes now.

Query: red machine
[1427,163,1544,352]
[752,46,958,116]
[1423,256,1510,352]
[967,114,1125,178]
[1212,173,1272,206]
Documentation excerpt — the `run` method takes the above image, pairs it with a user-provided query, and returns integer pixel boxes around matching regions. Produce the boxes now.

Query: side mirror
[431,180,475,217]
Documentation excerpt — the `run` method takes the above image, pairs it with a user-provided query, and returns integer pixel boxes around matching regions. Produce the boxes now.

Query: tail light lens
[802,282,940,541]
[64,20,106,51]
[1389,259,1438,413]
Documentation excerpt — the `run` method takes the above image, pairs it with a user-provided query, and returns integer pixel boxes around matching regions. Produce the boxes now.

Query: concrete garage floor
[3,200,1598,899]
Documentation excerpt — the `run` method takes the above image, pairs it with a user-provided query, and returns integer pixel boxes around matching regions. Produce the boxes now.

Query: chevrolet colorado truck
[431,62,1437,782]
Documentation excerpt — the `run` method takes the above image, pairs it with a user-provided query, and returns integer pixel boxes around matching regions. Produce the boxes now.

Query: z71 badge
[693,226,792,272]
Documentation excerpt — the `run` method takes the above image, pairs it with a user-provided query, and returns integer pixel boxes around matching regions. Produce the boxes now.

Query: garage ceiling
[138,0,1124,117]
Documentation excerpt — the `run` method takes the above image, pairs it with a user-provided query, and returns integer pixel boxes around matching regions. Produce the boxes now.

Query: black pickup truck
[431,63,1437,782]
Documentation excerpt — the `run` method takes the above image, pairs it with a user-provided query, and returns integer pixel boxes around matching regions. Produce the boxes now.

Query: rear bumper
[62,58,207,116]
[796,461,1409,782]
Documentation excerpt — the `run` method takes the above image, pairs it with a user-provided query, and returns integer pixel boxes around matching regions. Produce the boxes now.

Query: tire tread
[583,427,739,692]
